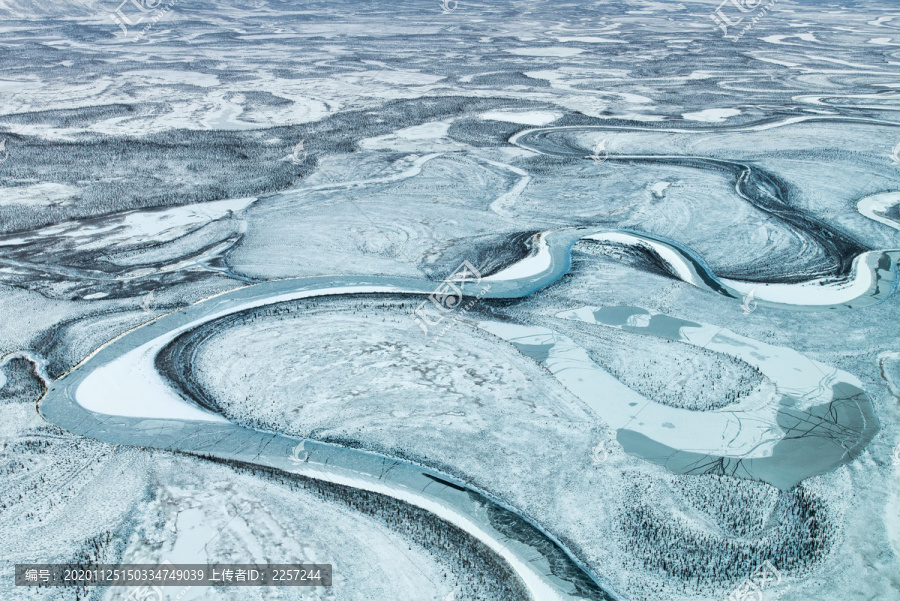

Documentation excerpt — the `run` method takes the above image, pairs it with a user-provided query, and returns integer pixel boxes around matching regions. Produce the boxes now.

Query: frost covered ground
[1,0,900,600]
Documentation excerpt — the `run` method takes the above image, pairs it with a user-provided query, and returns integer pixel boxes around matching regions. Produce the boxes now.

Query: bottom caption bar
[15,564,332,587]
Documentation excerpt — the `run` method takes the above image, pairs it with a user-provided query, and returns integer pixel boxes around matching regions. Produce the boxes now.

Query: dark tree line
[192,454,532,601]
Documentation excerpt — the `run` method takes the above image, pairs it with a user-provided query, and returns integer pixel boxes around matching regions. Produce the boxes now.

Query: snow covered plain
[1,0,900,600]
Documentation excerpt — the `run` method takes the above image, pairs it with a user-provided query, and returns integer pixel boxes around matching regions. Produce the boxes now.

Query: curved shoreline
[36,115,900,601]
[550,306,879,489]
[39,276,619,601]
[481,225,898,310]
[858,191,900,232]
[37,223,895,598]
[509,121,900,288]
